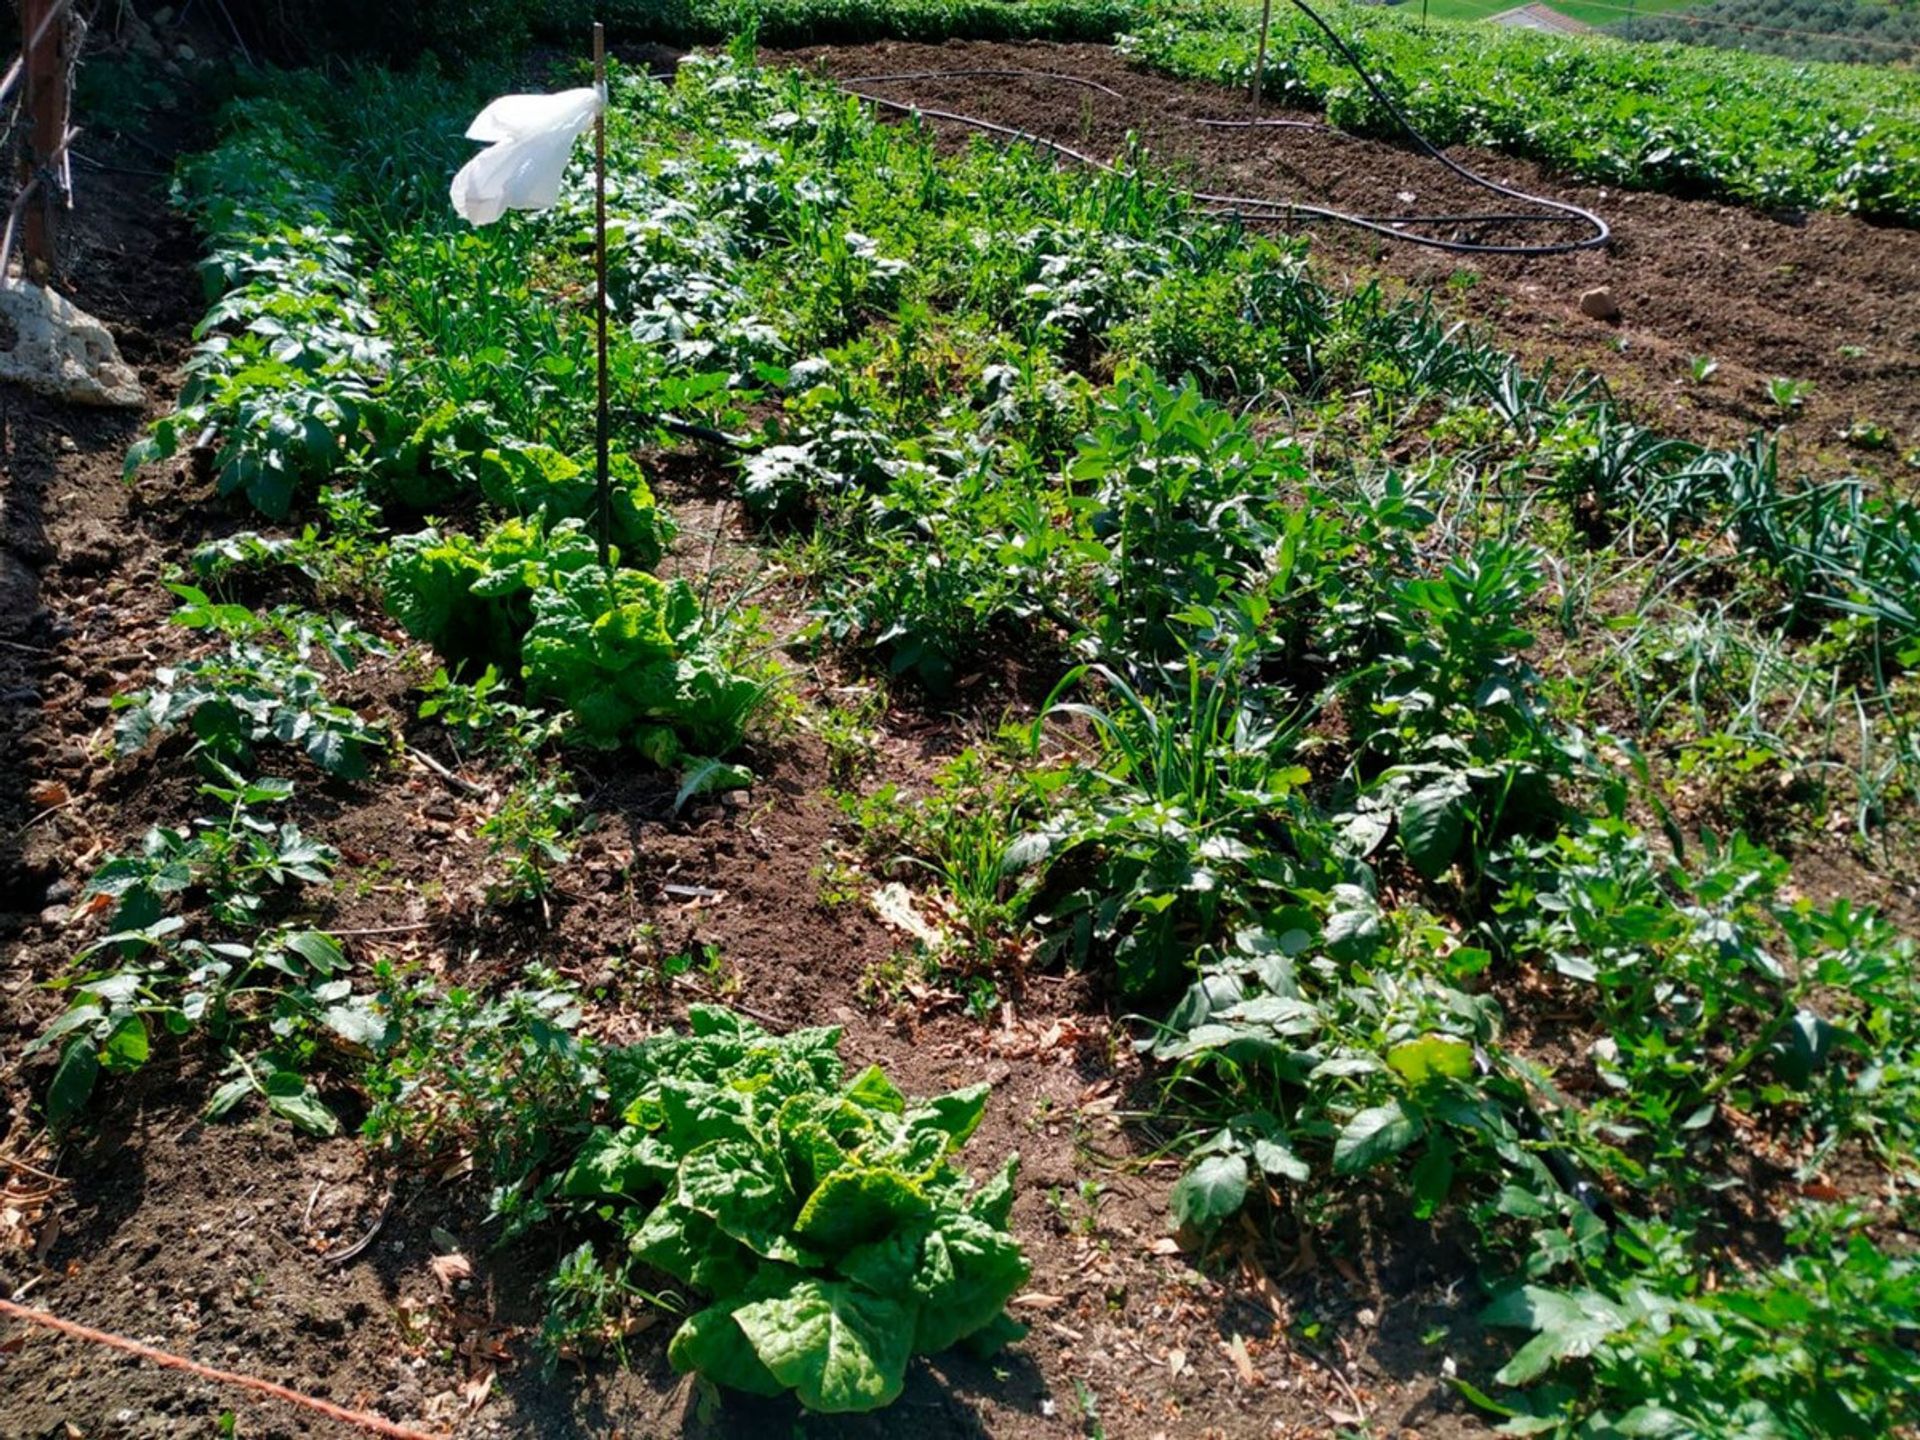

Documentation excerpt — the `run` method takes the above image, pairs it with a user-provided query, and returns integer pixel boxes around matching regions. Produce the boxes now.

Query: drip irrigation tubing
[836,0,1611,256]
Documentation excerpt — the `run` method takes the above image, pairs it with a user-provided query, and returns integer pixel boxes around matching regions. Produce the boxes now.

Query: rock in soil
[1579,285,1622,321]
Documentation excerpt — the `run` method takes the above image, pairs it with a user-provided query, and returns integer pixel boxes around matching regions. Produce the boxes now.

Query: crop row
[1122,0,1920,222]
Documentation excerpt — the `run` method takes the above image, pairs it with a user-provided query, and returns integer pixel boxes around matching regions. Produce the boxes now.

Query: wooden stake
[1251,0,1274,117]
[593,21,612,569]
[20,0,70,280]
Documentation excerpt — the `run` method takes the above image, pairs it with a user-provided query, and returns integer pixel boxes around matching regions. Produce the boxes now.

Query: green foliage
[1614,0,1920,67]
[385,517,765,761]
[553,1006,1026,1410]
[1020,640,1321,1000]
[1070,372,1327,663]
[242,0,534,65]
[520,540,767,763]
[417,664,567,768]
[479,772,582,905]
[113,593,388,781]
[1482,1209,1920,1438]
[1126,1,1920,222]
[147,45,1920,1434]
[362,973,600,1185]
[125,228,388,519]
[576,0,1141,48]
[477,444,675,568]
[33,764,371,1136]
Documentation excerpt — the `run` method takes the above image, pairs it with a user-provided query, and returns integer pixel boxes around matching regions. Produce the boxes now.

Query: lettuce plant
[385,517,762,761]
[560,1007,1027,1413]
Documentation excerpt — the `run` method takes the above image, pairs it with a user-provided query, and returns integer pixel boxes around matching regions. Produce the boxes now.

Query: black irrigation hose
[660,414,752,450]
[837,0,1611,257]
[611,409,755,449]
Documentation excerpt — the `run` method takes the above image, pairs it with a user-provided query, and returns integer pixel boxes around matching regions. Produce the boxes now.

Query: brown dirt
[782,40,1920,486]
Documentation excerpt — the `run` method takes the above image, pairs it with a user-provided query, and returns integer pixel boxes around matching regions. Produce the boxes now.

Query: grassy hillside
[1414,0,1696,26]
[1612,0,1920,64]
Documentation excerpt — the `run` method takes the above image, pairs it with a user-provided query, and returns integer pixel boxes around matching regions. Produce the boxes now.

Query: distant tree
[1613,0,1920,65]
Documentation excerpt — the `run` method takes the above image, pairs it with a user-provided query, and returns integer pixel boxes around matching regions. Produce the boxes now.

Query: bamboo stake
[1251,0,1274,117]
[593,21,612,569]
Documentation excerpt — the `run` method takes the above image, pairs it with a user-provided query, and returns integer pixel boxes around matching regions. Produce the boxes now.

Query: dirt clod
[1579,285,1621,321]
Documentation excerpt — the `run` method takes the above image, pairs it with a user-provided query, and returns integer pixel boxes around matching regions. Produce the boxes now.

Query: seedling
[1767,375,1812,410]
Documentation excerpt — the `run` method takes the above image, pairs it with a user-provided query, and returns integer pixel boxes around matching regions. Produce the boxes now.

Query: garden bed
[1,33,1916,1440]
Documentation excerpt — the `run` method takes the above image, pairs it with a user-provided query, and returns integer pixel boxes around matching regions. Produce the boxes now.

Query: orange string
[0,1296,442,1440]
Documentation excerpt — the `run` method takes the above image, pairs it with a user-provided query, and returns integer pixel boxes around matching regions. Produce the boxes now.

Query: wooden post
[1251,0,1274,117]
[20,0,70,282]
[592,22,612,569]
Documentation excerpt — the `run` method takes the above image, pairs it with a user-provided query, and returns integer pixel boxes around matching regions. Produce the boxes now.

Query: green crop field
[1399,0,1699,26]
[1126,0,1920,221]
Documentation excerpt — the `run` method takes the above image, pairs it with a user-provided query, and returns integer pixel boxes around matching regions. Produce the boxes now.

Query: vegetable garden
[3,4,1919,1438]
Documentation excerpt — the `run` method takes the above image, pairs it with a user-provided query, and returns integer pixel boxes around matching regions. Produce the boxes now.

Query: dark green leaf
[1170,1151,1250,1232]
[1333,1102,1425,1174]
[47,1040,100,1130]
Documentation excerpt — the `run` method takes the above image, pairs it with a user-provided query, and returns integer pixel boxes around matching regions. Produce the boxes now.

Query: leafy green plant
[1480,1208,1920,1438]
[126,228,388,519]
[386,517,766,763]
[113,594,388,781]
[1017,636,1318,1000]
[362,969,599,1185]
[34,766,370,1134]
[1068,372,1328,665]
[418,664,566,768]
[549,1007,1026,1411]
[1768,375,1813,411]
[479,772,582,906]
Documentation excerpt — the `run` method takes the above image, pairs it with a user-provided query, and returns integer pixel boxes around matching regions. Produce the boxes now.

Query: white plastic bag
[450,87,604,226]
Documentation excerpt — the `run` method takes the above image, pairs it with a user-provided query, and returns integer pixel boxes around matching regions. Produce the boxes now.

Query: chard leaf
[968,1154,1019,1229]
[562,1127,661,1198]
[909,1215,1029,1353]
[905,1083,990,1150]
[669,1295,786,1398]
[679,1139,805,1262]
[842,1063,906,1116]
[793,1166,929,1254]
[632,1196,759,1295]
